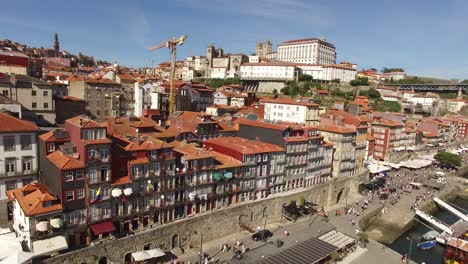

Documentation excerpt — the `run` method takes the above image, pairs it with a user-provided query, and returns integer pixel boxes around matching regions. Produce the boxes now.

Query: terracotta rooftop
[66,116,106,128]
[61,96,84,102]
[39,130,70,142]
[7,182,62,217]
[205,136,284,154]
[170,141,216,161]
[373,119,403,127]
[237,118,289,131]
[47,150,85,170]
[316,124,356,134]
[0,113,39,133]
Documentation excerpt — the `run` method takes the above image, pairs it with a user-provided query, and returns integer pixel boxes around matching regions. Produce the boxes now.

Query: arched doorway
[124,253,132,264]
[98,257,107,264]
[336,189,344,204]
[171,234,179,249]
[238,214,246,225]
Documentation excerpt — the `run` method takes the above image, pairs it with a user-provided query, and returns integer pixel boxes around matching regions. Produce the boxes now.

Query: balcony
[90,213,111,222]
[0,169,38,178]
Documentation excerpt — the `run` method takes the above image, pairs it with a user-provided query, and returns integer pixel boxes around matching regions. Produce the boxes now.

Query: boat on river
[417,240,437,250]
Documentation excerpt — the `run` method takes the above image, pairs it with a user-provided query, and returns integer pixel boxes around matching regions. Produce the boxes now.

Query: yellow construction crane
[149,35,187,115]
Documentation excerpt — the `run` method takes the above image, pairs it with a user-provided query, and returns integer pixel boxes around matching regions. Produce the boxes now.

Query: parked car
[251,230,273,241]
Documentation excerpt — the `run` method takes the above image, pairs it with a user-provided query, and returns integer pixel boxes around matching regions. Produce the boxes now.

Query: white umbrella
[124,188,133,196]
[111,188,122,197]
[35,221,49,232]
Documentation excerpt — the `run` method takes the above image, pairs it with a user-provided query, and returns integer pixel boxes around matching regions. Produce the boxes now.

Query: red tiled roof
[47,150,85,170]
[0,113,39,133]
[6,182,62,216]
[373,119,403,127]
[39,130,70,142]
[205,137,284,154]
[62,96,84,102]
[316,124,356,134]
[237,118,289,131]
[66,116,106,128]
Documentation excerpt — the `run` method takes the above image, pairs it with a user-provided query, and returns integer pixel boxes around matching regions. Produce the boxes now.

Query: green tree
[298,73,313,82]
[366,88,381,99]
[435,152,462,168]
[460,79,468,84]
[272,89,278,95]
[383,101,401,112]
[350,77,369,86]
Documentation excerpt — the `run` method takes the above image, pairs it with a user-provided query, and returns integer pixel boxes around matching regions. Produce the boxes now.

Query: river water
[388,198,468,264]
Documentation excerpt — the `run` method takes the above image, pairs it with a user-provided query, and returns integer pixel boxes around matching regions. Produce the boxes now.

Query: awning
[50,218,63,229]
[213,172,222,181]
[90,221,115,235]
[32,235,68,256]
[224,172,233,179]
[132,248,165,261]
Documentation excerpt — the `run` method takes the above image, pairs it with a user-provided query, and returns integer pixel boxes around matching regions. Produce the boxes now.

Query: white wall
[240,65,296,80]
[264,103,307,123]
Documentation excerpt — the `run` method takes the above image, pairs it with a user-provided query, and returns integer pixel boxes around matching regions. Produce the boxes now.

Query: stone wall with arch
[44,174,361,264]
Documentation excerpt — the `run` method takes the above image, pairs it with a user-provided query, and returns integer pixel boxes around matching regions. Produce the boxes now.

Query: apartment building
[205,137,286,200]
[316,124,357,178]
[0,113,39,225]
[68,78,125,122]
[263,97,320,125]
[0,74,55,124]
[7,182,66,256]
[236,118,333,190]
[370,119,405,161]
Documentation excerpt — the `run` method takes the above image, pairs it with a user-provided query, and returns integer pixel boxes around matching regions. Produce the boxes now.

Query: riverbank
[362,182,465,244]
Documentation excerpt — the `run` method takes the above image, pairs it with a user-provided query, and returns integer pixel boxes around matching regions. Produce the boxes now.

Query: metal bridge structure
[385,83,468,92]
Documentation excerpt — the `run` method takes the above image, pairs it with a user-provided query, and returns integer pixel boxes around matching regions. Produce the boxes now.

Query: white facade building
[0,113,39,225]
[263,98,320,125]
[448,98,467,113]
[277,38,336,64]
[298,64,356,82]
[240,62,297,80]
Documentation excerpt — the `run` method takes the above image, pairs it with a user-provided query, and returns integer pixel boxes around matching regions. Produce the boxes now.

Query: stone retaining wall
[44,175,361,264]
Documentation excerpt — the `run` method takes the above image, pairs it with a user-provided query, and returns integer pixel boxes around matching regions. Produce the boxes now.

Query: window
[65,171,74,181]
[44,103,48,108]
[5,158,15,174]
[76,170,84,180]
[65,191,74,201]
[88,150,96,160]
[262,165,268,176]
[263,154,268,162]
[100,148,109,160]
[88,169,97,183]
[6,181,16,191]
[20,135,32,150]
[43,91,48,96]
[2,90,8,97]
[32,102,37,108]
[256,155,261,162]
[22,158,32,172]
[3,136,15,151]
[77,189,85,199]
[47,143,55,152]
[32,91,36,96]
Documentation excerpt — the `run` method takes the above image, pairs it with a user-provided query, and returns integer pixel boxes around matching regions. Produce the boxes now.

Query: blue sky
[1,0,467,79]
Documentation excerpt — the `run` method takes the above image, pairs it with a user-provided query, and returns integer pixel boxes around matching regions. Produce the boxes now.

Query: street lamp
[406,237,413,263]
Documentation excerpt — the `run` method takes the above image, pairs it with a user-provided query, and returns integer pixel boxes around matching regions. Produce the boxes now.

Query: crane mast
[149,35,187,116]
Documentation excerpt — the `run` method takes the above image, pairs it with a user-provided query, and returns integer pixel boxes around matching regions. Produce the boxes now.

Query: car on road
[251,230,273,241]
